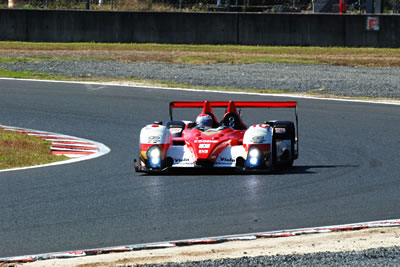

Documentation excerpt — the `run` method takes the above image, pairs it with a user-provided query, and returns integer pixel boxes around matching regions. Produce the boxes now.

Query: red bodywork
[169,100,297,165]
[172,100,247,164]
[182,127,244,164]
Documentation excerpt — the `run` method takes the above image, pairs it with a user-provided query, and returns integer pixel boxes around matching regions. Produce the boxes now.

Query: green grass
[0,58,32,63]
[0,129,68,170]
[0,68,72,80]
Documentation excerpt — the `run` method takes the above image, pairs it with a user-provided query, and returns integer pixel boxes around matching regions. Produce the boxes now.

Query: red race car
[134,100,298,173]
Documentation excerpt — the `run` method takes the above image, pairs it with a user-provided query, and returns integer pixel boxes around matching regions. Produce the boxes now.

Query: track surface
[0,80,399,258]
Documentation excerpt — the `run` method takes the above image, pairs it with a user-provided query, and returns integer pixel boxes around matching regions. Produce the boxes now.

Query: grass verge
[0,68,96,80]
[1,42,400,67]
[0,129,68,170]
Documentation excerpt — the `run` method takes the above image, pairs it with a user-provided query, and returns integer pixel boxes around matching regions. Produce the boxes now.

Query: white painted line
[51,143,98,147]
[0,125,110,173]
[1,78,399,106]
[27,133,58,137]
[44,138,78,142]
[50,147,98,152]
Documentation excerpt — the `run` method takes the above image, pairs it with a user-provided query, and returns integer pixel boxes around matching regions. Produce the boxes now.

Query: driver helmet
[196,113,213,127]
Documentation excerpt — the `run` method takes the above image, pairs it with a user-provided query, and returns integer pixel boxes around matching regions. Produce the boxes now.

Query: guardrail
[1,9,400,47]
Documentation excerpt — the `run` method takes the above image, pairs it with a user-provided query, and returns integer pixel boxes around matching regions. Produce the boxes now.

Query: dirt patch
[16,226,400,267]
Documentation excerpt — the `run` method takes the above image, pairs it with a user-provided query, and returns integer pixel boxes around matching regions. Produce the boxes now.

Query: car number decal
[199,144,211,148]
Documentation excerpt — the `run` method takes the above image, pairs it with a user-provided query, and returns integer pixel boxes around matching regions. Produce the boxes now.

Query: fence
[1,0,399,13]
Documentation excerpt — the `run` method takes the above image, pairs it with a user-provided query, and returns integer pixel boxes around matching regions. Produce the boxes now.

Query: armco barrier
[1,9,400,47]
[239,13,347,46]
[0,9,238,44]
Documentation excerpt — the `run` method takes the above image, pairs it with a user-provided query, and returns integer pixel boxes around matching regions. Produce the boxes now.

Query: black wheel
[267,120,295,171]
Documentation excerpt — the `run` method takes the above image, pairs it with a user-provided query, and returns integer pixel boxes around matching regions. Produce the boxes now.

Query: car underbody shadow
[136,164,359,176]
[138,168,248,176]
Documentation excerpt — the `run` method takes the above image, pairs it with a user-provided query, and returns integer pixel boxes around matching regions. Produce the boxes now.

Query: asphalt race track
[0,79,399,258]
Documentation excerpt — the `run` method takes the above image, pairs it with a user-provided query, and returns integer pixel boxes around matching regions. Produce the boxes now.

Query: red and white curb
[0,219,399,264]
[0,124,110,172]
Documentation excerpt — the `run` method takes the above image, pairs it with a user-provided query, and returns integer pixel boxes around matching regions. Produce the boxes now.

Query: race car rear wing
[169,101,297,111]
[169,100,298,150]
[169,101,298,124]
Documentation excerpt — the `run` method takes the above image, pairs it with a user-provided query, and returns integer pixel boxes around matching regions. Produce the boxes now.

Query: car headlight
[249,148,260,158]
[151,157,160,166]
[147,145,162,168]
[149,147,161,158]
[246,146,262,167]
[249,157,258,166]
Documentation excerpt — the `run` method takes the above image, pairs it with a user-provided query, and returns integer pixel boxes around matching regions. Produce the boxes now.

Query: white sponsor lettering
[251,135,265,143]
[275,128,286,133]
[199,150,208,154]
[199,144,210,148]
[148,136,161,143]
[194,140,219,143]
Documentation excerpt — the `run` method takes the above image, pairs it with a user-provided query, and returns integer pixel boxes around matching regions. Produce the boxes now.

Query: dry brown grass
[0,129,68,170]
[1,42,400,67]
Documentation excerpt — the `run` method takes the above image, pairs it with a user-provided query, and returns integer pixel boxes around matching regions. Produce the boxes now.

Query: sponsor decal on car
[251,135,265,143]
[174,158,190,163]
[275,128,286,133]
[172,157,194,166]
[148,136,161,143]
[219,157,236,162]
[201,130,223,136]
[194,140,219,143]
[199,144,211,148]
